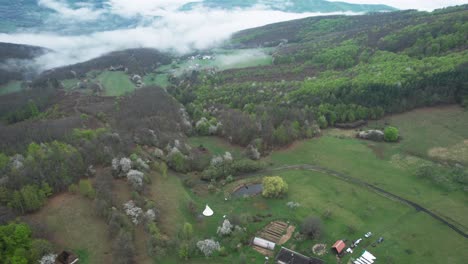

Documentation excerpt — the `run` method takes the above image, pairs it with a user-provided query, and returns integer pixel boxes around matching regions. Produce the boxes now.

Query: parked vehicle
[364,232,372,238]
[354,238,363,246]
[377,237,384,243]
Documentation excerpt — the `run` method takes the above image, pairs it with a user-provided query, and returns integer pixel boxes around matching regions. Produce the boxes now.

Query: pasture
[0,81,23,95]
[25,193,111,264]
[97,71,136,96]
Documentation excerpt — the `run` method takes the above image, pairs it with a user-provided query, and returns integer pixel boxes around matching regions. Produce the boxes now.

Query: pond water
[232,183,263,197]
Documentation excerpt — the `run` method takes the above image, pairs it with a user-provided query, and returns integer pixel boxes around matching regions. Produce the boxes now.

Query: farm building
[332,240,346,254]
[253,237,276,250]
[276,247,324,264]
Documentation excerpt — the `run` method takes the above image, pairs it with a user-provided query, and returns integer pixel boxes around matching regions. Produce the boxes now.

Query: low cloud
[0,1,362,72]
[38,0,104,21]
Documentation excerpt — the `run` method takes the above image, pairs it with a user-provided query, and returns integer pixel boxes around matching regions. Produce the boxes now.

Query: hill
[0,5,467,264]
[180,0,396,13]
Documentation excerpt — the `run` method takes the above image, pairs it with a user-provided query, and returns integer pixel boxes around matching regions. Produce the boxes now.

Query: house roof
[332,240,346,253]
[276,247,324,264]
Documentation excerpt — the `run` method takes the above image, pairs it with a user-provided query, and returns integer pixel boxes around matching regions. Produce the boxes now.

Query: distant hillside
[180,0,396,13]
[0,42,48,85]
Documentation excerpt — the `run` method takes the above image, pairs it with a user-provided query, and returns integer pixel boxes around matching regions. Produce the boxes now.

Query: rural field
[24,194,112,264]
[0,80,23,95]
[154,106,468,263]
[16,105,467,264]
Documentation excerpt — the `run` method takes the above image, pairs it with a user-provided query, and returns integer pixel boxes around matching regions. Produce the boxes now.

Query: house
[55,251,79,264]
[276,247,324,264]
[332,240,346,254]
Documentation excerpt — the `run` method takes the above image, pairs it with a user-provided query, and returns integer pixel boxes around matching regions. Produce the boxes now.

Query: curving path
[243,164,468,239]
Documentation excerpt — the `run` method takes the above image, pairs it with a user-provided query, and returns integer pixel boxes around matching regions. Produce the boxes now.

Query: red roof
[332,240,346,253]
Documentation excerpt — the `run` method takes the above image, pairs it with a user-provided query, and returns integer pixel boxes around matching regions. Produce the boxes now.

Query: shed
[276,247,324,264]
[253,237,276,250]
[332,240,346,254]
[202,204,213,216]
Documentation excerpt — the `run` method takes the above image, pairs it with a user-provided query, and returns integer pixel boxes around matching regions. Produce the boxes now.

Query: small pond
[232,183,263,197]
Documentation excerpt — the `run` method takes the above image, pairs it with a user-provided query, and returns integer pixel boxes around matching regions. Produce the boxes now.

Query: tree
[317,115,328,129]
[217,219,233,236]
[78,180,96,199]
[0,223,34,264]
[196,239,220,257]
[262,176,288,198]
[182,222,193,240]
[113,230,135,264]
[300,216,323,239]
[20,185,46,212]
[160,162,168,178]
[384,126,399,142]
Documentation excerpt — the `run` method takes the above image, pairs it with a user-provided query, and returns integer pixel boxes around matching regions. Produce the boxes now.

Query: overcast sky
[329,0,467,11]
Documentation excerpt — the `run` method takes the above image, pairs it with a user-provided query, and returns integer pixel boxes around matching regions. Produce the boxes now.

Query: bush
[196,239,220,257]
[300,216,323,239]
[384,126,399,142]
[78,179,96,199]
[262,176,288,198]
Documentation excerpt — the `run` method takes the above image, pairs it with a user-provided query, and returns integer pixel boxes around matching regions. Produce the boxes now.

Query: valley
[0,3,467,264]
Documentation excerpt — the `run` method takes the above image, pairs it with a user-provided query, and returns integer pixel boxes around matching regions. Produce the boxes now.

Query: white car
[365,232,372,238]
[354,238,363,246]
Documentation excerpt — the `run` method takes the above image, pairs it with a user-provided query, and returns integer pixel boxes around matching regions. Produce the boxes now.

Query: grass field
[367,106,468,164]
[178,106,468,263]
[26,106,467,263]
[0,81,23,95]
[157,163,468,263]
[25,193,111,264]
[97,71,136,96]
[188,136,244,157]
[143,73,170,88]
[61,79,79,91]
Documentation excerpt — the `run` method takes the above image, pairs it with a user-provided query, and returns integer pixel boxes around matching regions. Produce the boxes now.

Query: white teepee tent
[202,204,214,216]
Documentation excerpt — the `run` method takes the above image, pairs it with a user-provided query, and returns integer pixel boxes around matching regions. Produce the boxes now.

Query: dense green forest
[170,6,468,148]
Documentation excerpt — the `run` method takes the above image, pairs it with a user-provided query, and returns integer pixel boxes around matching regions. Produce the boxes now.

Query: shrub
[262,176,288,198]
[182,222,194,240]
[217,219,233,236]
[384,126,399,142]
[300,216,323,239]
[196,239,220,257]
[78,179,96,199]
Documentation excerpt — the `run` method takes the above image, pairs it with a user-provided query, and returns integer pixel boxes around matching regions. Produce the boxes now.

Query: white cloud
[38,0,104,21]
[328,0,467,11]
[0,7,361,71]
[105,0,202,17]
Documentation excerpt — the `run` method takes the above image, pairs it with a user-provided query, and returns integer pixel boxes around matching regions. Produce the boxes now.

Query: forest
[0,4,467,264]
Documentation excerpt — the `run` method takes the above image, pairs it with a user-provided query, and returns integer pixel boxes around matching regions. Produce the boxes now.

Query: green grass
[367,106,468,162]
[188,136,244,157]
[269,136,468,230]
[159,166,468,263]
[0,81,23,95]
[143,73,170,88]
[25,193,111,264]
[61,79,78,91]
[97,71,136,96]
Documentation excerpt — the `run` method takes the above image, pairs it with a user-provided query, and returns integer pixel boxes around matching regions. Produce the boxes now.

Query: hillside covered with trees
[0,4,467,264]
